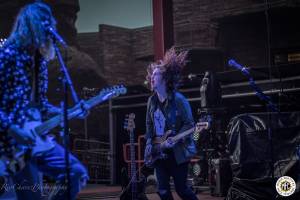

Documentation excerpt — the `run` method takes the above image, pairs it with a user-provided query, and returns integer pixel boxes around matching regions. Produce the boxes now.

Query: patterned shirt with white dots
[0,42,50,132]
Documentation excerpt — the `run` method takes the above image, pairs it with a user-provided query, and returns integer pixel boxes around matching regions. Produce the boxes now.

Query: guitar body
[121,113,148,200]
[144,130,173,167]
[145,123,209,167]
[23,119,55,156]
[0,109,55,176]
[0,85,127,179]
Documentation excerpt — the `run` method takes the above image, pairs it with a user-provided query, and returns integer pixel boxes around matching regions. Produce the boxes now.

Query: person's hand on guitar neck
[7,125,35,146]
[75,100,90,119]
[48,100,90,119]
[162,137,175,149]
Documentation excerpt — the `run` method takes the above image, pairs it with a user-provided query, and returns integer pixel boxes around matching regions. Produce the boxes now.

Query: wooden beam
[152,0,174,60]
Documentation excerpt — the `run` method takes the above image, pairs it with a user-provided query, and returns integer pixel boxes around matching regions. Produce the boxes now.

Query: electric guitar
[120,113,148,200]
[0,85,127,177]
[144,122,209,167]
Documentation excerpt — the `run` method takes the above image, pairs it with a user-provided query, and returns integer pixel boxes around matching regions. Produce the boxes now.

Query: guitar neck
[129,130,137,197]
[166,123,208,145]
[35,92,114,135]
[129,130,136,179]
[170,127,195,144]
[86,91,115,108]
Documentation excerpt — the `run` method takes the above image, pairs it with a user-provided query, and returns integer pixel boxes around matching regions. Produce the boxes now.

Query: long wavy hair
[146,47,188,93]
[5,2,56,49]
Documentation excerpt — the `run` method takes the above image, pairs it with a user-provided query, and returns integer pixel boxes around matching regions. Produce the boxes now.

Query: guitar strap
[171,92,177,134]
[30,50,41,110]
[170,92,177,135]
[32,51,41,105]
[153,93,176,139]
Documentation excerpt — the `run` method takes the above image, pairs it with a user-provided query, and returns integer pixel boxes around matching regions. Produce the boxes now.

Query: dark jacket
[145,91,197,164]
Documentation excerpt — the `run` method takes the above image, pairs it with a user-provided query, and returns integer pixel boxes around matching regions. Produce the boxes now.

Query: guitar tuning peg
[121,86,127,94]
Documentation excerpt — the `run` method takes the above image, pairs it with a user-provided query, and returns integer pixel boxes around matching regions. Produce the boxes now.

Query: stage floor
[77,184,224,200]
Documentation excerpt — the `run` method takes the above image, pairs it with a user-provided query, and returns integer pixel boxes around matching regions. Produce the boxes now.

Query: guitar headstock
[193,120,210,141]
[124,113,135,133]
[99,85,127,100]
[195,121,210,133]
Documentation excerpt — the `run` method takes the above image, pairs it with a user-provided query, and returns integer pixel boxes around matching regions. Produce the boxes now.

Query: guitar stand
[120,164,148,200]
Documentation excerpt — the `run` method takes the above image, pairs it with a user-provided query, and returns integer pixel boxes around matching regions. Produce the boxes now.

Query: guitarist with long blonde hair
[144,47,198,200]
[0,2,89,199]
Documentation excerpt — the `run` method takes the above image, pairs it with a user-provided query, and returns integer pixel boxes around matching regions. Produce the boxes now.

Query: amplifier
[209,158,232,196]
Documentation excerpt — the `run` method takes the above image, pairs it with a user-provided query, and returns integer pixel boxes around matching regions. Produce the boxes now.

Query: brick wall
[173,0,217,49]
[99,25,133,85]
[132,26,154,86]
[78,25,154,86]
[76,0,300,85]
[172,0,300,69]
[132,26,153,59]
[77,32,104,74]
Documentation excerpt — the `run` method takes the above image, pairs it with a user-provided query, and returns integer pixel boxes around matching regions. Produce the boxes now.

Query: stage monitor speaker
[227,112,300,179]
[226,112,300,199]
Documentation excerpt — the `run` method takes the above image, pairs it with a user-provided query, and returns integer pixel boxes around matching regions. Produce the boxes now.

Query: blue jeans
[155,152,198,200]
[13,143,89,200]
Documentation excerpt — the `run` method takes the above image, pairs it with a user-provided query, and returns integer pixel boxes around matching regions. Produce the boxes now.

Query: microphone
[42,21,67,47]
[46,26,67,47]
[228,59,250,76]
[188,73,203,80]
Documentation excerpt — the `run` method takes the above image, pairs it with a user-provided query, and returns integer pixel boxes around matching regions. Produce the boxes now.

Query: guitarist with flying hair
[144,47,198,200]
[0,2,89,199]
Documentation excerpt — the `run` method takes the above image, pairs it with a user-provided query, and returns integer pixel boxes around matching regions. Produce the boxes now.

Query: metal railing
[73,139,111,183]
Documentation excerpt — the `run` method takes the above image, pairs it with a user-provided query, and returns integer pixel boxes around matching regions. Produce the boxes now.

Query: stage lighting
[0,38,7,47]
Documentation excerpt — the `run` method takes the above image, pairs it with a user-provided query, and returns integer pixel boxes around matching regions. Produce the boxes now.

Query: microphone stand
[247,71,278,181]
[54,42,79,200]
[229,60,278,180]
[54,44,79,103]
